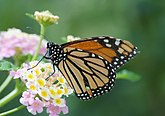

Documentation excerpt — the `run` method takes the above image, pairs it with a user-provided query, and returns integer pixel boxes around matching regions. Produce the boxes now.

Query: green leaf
[116,70,141,82]
[0,60,16,71]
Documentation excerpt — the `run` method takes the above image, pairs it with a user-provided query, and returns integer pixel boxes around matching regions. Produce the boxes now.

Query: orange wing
[61,36,138,69]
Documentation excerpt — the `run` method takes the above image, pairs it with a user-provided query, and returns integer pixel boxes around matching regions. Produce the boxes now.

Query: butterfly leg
[46,64,56,80]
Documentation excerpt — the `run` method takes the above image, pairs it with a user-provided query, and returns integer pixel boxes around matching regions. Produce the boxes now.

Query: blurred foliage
[0,0,165,116]
[0,60,15,71]
[116,70,141,82]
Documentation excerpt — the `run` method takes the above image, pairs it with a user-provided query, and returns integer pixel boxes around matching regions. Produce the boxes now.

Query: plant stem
[0,105,25,116]
[0,84,22,107]
[0,75,12,94]
[32,24,45,61]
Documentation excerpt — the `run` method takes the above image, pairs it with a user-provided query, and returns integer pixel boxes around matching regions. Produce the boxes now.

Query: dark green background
[0,0,165,116]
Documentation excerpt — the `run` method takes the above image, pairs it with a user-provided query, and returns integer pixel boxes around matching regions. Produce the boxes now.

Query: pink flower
[0,28,47,59]
[27,97,44,115]
[10,69,22,79]
[46,103,69,116]
[20,91,35,106]
[47,103,61,116]
[61,106,69,114]
[10,63,29,79]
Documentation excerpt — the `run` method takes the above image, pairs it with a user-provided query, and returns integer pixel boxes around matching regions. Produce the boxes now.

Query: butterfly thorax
[46,42,65,65]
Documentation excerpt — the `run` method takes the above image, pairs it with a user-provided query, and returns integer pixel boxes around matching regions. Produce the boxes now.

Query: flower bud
[34,10,59,26]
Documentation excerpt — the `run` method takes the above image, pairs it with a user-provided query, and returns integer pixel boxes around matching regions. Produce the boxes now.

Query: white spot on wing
[133,51,137,54]
[98,56,103,59]
[114,62,117,65]
[77,49,83,51]
[92,54,95,57]
[103,39,109,43]
[115,39,120,46]
[121,56,124,59]
[106,44,112,47]
[99,36,105,39]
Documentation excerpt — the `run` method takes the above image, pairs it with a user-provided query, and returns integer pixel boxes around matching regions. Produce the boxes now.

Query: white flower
[53,98,66,107]
[49,87,58,98]
[38,87,50,100]
[26,81,38,93]
[25,72,36,81]
[56,87,64,98]
[34,10,59,26]
[67,35,81,42]
[63,86,73,97]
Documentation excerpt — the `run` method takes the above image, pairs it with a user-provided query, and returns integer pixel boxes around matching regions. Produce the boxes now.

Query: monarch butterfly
[36,36,138,100]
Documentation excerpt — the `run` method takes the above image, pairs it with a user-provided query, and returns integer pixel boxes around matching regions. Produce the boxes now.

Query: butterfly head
[46,42,65,64]
[47,42,55,48]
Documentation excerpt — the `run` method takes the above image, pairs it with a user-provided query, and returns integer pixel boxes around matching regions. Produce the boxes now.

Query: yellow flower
[29,84,37,91]
[26,82,38,93]
[49,89,56,96]
[48,87,58,98]
[36,78,46,87]
[64,87,69,94]
[39,88,50,100]
[34,68,42,76]
[53,98,65,107]
[56,88,64,97]
[57,77,65,84]
[26,73,35,81]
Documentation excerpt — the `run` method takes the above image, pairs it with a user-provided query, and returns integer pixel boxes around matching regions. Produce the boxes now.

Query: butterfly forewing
[61,36,138,70]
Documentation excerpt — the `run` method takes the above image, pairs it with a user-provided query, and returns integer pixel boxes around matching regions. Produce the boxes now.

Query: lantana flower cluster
[10,61,73,115]
[0,28,47,60]
[34,10,59,26]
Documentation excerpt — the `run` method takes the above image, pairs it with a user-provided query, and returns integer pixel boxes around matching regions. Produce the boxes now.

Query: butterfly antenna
[27,51,48,70]
[27,56,45,70]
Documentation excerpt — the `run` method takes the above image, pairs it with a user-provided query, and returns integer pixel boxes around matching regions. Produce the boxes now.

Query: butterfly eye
[47,42,51,48]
